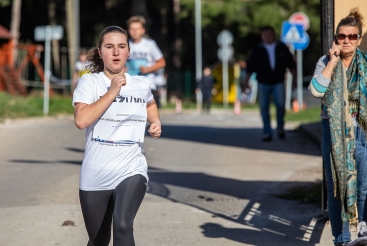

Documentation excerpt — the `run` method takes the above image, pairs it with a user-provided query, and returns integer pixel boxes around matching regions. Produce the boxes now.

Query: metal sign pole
[285,45,294,111]
[195,0,202,82]
[43,25,51,115]
[297,49,303,111]
[195,0,202,111]
[222,33,229,108]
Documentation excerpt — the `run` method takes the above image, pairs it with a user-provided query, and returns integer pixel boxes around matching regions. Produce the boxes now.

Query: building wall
[335,0,367,50]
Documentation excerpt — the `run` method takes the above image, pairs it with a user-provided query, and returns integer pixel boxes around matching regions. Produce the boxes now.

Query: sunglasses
[335,33,360,41]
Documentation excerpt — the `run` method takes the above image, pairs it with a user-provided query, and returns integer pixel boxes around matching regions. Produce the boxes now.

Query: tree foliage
[180,0,321,74]
[0,0,11,7]
[0,0,322,79]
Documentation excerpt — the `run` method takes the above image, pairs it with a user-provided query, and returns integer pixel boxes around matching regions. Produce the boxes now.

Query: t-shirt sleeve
[149,40,164,61]
[143,77,154,104]
[72,74,96,106]
[308,55,330,98]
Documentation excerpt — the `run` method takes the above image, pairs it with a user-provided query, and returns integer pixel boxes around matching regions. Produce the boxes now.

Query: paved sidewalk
[299,121,359,245]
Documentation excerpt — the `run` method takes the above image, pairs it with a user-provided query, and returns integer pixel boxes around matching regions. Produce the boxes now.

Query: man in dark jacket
[242,26,296,142]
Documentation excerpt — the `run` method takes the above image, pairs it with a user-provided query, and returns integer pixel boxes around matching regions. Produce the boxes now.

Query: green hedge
[0,92,320,123]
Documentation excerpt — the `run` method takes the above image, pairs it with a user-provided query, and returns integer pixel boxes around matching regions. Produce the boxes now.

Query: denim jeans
[258,83,285,136]
[322,119,367,243]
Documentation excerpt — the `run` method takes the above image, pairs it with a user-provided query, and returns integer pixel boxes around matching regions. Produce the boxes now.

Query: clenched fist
[148,123,161,138]
[109,75,127,97]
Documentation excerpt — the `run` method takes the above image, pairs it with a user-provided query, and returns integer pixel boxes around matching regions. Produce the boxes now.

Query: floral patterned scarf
[324,48,367,223]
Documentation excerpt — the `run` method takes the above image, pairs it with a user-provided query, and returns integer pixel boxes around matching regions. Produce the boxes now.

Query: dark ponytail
[336,7,364,35]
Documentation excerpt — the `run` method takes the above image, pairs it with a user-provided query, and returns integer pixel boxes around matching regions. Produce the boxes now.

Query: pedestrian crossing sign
[281,21,309,50]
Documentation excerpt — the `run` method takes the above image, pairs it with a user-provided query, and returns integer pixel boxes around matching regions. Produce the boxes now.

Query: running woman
[73,26,161,246]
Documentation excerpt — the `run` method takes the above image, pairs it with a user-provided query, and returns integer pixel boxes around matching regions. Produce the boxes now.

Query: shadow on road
[200,223,266,244]
[147,167,325,245]
[10,159,82,165]
[158,125,321,156]
[8,122,324,244]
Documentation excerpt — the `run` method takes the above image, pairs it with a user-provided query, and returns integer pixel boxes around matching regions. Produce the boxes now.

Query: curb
[298,121,321,146]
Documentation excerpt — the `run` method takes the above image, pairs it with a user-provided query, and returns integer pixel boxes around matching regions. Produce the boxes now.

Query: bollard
[175,99,182,114]
[292,99,306,112]
[234,99,241,115]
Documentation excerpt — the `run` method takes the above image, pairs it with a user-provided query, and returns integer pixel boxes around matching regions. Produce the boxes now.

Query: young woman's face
[99,32,130,74]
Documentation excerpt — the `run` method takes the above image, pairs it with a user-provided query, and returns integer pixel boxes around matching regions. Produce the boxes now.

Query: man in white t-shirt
[126,16,166,108]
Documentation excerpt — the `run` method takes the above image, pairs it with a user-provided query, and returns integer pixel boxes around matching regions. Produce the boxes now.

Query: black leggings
[79,175,147,246]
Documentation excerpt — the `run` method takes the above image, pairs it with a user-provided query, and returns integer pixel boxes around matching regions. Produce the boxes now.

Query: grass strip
[0,92,321,123]
[0,92,73,121]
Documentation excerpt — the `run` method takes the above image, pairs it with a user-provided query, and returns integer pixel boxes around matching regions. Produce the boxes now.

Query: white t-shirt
[127,37,164,90]
[263,42,276,70]
[72,72,153,191]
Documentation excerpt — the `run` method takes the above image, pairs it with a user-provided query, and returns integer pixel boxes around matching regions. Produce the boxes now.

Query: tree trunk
[173,0,182,68]
[130,0,149,30]
[48,0,60,76]
[66,0,76,79]
[160,6,168,58]
[131,0,148,17]
[10,0,22,67]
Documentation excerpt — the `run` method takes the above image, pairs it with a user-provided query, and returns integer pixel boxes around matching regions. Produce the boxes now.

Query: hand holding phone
[329,41,341,61]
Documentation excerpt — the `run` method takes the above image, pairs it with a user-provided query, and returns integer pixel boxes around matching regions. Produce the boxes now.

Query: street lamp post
[321,0,334,55]
[194,0,203,111]
[195,0,202,82]
[320,0,334,216]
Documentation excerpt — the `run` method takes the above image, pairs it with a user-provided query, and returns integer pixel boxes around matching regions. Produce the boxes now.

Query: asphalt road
[0,111,330,246]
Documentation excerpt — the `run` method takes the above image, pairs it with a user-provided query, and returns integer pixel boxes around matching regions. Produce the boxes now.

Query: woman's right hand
[319,42,342,81]
[109,75,127,97]
[329,42,341,63]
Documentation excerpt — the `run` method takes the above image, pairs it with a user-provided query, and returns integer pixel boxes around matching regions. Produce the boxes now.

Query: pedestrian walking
[196,66,216,113]
[73,26,161,246]
[309,8,367,246]
[126,15,166,108]
[242,26,296,142]
[72,49,88,92]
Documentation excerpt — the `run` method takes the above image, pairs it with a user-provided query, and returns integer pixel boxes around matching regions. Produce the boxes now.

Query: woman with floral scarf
[309,8,367,246]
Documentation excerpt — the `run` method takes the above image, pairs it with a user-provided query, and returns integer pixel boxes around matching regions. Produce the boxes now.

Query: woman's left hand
[148,123,162,138]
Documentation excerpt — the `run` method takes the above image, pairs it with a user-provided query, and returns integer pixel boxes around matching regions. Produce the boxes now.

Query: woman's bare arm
[74,76,126,129]
[146,100,161,138]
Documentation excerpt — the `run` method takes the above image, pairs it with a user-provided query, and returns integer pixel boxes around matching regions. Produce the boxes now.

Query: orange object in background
[0,25,24,95]
[233,99,241,115]
[0,25,47,96]
[0,25,14,66]
[292,100,306,112]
